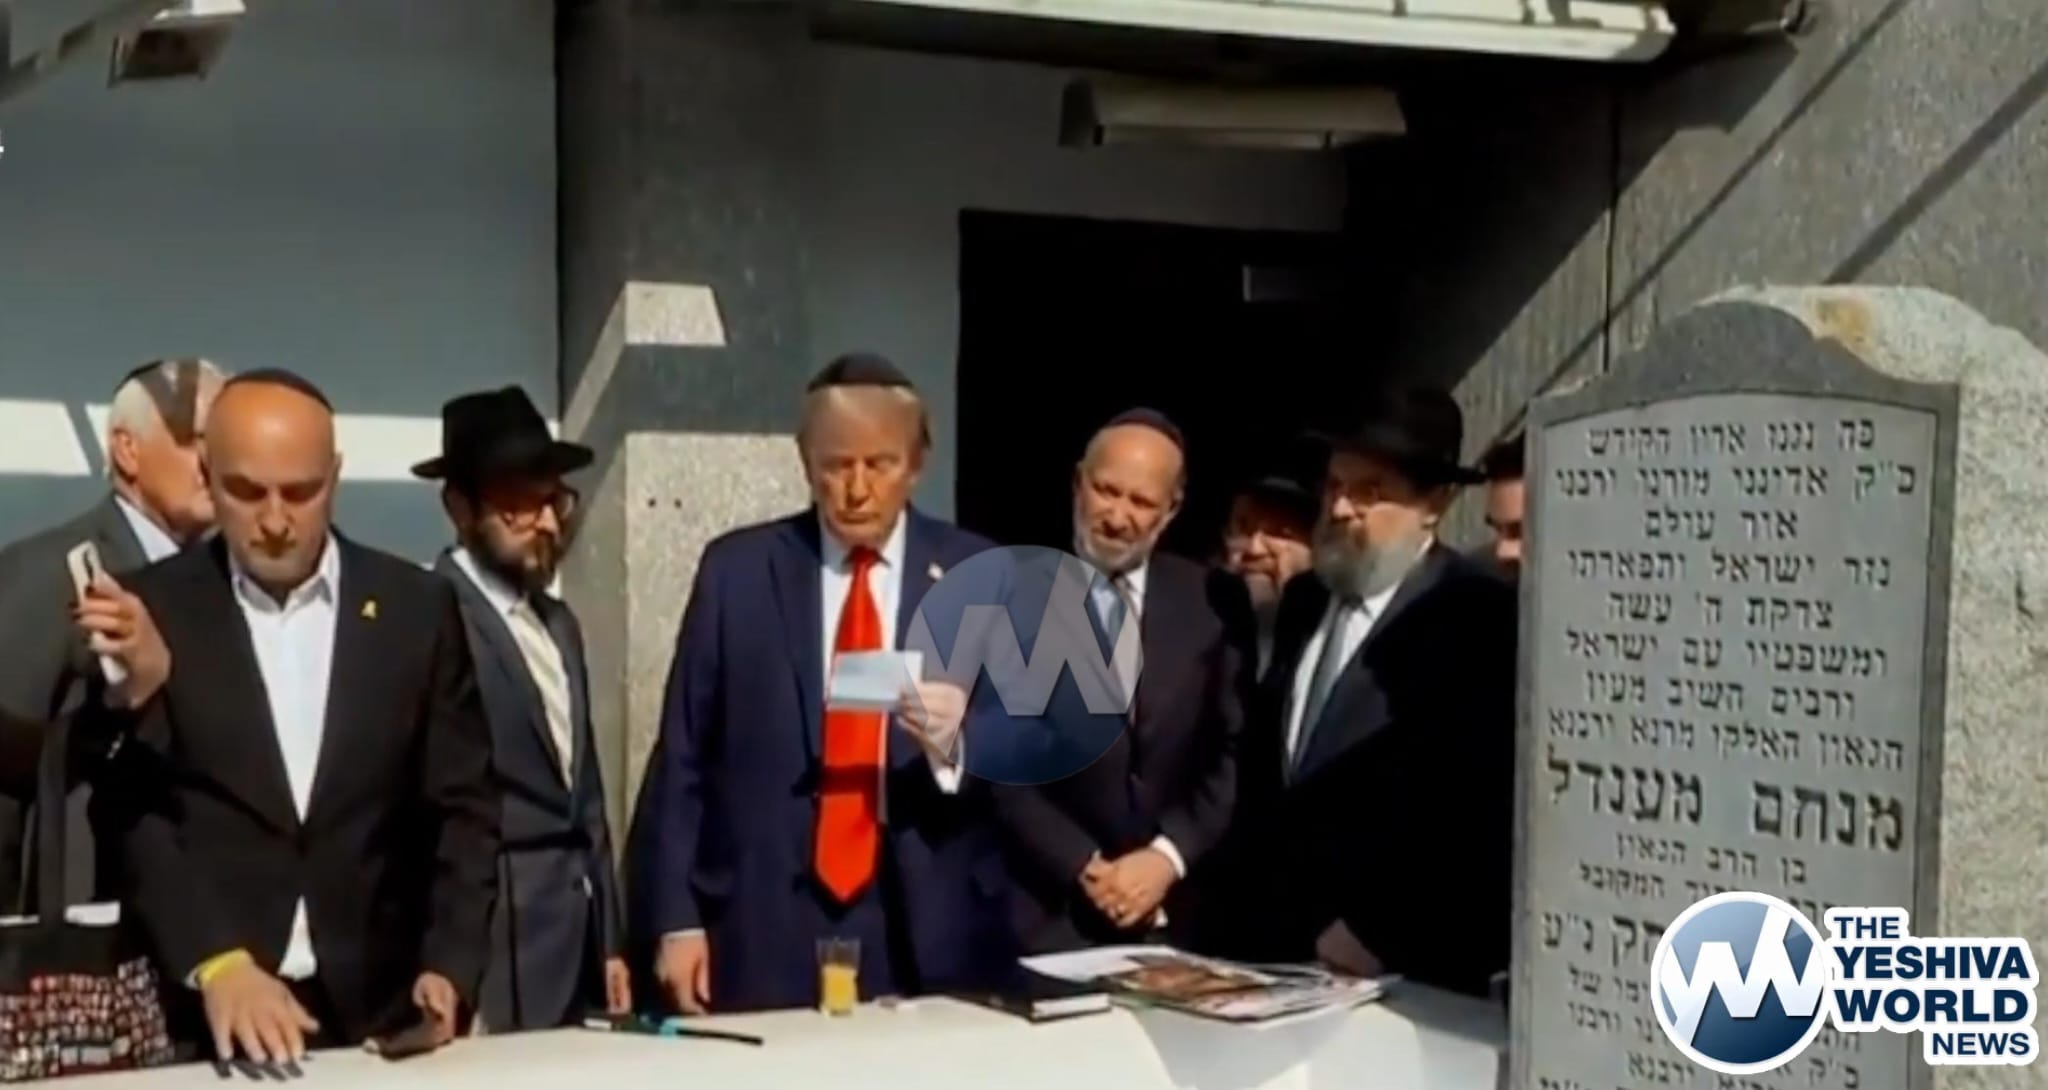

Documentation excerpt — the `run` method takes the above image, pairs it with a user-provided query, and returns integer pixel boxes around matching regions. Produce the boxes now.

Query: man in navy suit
[641,354,1013,1014]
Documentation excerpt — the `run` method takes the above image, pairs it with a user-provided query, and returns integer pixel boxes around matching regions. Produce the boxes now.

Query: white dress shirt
[663,515,962,944]
[449,548,576,784]
[1282,539,1433,770]
[230,536,342,981]
[114,495,180,563]
[1078,556,1186,881]
[818,513,963,804]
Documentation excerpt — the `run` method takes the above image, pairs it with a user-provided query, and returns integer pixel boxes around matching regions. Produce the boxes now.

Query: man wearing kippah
[992,408,1248,953]
[1219,470,1318,681]
[0,358,228,909]
[637,354,1012,1013]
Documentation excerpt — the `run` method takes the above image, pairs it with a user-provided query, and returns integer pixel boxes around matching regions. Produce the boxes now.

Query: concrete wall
[556,4,1350,828]
[1379,0,2048,543]
[803,42,1349,509]
[0,0,557,560]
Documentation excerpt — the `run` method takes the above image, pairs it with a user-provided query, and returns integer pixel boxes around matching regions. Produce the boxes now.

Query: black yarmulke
[807,352,914,391]
[1102,406,1185,452]
[224,367,333,412]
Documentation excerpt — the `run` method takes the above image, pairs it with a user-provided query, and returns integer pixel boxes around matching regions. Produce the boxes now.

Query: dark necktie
[1291,596,1362,776]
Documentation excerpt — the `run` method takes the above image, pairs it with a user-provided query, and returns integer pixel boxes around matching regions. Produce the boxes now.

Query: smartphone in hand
[65,542,129,686]
[64,541,102,603]
[365,1015,442,1061]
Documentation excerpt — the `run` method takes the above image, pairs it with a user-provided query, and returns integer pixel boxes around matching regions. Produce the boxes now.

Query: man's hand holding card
[827,650,966,769]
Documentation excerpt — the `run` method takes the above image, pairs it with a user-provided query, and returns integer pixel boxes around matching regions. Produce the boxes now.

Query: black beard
[468,530,554,595]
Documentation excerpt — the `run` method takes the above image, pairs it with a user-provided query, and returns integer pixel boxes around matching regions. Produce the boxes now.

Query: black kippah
[224,367,333,411]
[1103,406,1185,452]
[807,352,914,391]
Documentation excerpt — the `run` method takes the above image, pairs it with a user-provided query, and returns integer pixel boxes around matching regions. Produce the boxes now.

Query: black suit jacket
[994,552,1247,952]
[436,552,622,1030]
[1188,544,1517,995]
[95,536,499,1044]
[0,497,151,907]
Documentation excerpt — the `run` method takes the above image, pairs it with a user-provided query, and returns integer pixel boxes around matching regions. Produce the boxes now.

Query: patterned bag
[0,719,174,1080]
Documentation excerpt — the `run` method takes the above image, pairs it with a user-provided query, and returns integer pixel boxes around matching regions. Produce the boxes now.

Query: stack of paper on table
[1021,945,1390,1025]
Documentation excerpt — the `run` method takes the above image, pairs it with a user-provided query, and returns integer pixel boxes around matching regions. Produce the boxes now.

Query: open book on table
[1019,944,1391,1025]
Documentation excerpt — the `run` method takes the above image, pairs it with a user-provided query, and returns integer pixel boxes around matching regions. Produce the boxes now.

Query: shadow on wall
[1344,36,1801,546]
[1359,38,1800,428]
[0,475,455,563]
[0,395,504,559]
[0,0,556,558]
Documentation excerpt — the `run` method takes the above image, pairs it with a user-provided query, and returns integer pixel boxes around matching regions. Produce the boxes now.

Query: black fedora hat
[410,386,594,484]
[1238,473,1320,524]
[1316,385,1485,487]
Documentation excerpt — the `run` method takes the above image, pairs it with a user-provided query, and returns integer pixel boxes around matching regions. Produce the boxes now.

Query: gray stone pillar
[555,2,815,840]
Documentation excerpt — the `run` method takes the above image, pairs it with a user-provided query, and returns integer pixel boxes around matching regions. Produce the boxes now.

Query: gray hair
[106,357,228,447]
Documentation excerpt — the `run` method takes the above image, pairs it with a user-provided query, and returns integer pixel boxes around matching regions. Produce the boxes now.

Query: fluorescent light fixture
[1061,77,1405,150]
[851,0,1676,62]
[110,0,246,85]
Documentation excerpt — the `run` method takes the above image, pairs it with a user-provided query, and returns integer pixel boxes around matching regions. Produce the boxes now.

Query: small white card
[827,650,923,712]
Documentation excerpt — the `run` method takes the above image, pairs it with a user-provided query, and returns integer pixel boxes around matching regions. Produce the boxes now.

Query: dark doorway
[955,211,1364,560]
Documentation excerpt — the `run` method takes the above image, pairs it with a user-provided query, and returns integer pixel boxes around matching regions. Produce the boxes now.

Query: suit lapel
[1296,544,1454,776]
[307,540,377,827]
[436,553,567,784]
[896,512,938,651]
[91,498,149,574]
[1133,565,1187,736]
[890,513,941,768]
[195,540,301,832]
[771,515,825,762]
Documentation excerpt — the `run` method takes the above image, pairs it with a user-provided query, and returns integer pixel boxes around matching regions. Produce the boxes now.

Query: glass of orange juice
[817,937,860,1016]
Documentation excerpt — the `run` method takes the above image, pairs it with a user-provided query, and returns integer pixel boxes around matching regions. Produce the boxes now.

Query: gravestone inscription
[1511,301,1957,1090]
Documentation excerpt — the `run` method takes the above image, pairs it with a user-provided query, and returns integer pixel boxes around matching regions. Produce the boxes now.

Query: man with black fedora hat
[1218,461,1320,683]
[416,386,631,1032]
[1180,384,1518,998]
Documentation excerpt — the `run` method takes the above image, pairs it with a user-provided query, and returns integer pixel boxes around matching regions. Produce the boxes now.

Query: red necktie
[816,546,884,903]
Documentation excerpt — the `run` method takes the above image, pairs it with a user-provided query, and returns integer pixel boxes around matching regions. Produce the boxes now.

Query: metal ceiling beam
[842,0,1678,64]
[0,0,173,106]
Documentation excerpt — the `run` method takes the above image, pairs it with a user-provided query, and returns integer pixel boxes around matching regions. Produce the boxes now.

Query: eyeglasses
[485,484,579,527]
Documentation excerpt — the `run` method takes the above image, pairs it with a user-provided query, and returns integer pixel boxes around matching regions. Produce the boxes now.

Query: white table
[66,986,1505,1090]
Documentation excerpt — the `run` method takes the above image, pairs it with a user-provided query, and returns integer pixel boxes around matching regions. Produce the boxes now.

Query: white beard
[1313,524,1429,601]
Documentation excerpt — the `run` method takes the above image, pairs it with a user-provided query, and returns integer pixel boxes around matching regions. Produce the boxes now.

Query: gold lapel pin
[361,599,378,620]
[927,562,944,581]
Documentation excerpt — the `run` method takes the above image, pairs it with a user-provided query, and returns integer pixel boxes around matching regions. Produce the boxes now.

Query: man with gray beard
[1218,471,1317,682]
[1180,387,1517,997]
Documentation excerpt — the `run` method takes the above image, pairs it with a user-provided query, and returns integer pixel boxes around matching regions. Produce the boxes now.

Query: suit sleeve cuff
[1150,835,1187,879]
[927,731,964,794]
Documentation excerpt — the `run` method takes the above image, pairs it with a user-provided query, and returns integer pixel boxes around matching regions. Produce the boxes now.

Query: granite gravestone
[1511,292,1976,1090]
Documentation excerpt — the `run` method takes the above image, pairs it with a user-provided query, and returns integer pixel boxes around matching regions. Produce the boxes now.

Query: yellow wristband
[194,949,252,988]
